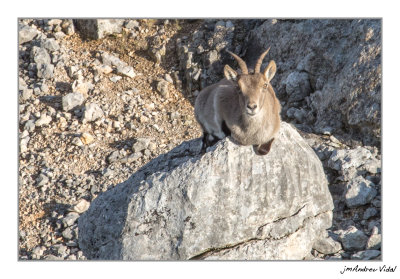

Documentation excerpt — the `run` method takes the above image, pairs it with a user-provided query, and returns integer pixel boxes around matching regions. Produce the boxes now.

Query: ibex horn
[226,50,248,75]
[254,47,271,74]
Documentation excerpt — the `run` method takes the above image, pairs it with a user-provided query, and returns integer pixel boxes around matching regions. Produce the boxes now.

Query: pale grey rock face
[244,19,381,146]
[285,71,311,103]
[78,122,334,260]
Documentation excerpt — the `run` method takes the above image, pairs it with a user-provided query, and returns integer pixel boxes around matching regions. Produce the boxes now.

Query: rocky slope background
[18,18,381,260]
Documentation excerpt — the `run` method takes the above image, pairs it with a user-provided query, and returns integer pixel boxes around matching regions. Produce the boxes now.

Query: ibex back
[194,48,281,155]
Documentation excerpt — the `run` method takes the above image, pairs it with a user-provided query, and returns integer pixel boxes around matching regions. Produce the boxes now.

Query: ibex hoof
[254,138,274,156]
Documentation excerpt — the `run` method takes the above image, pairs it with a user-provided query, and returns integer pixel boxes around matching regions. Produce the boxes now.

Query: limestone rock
[338,226,368,251]
[344,176,377,208]
[62,92,85,111]
[19,25,39,44]
[83,103,104,123]
[78,122,334,260]
[244,19,381,146]
[312,236,342,255]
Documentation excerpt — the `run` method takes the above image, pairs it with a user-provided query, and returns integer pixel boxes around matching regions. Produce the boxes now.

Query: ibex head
[224,48,276,117]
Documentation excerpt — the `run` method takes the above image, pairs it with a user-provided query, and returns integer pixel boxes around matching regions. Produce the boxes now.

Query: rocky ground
[18,19,381,260]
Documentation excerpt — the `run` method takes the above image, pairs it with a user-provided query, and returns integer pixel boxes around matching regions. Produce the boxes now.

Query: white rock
[35,114,52,127]
[62,92,85,111]
[72,199,91,214]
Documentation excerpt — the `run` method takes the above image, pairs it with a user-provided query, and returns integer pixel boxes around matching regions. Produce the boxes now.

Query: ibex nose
[247,103,257,110]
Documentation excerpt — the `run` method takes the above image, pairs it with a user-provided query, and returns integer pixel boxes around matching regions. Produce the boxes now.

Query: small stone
[19,25,39,44]
[170,111,180,120]
[107,151,122,163]
[96,64,113,74]
[72,80,92,97]
[62,227,74,240]
[20,88,33,101]
[117,65,136,78]
[42,38,60,52]
[225,20,234,29]
[205,50,218,67]
[103,168,115,178]
[41,83,49,94]
[363,157,381,174]
[54,31,66,40]
[37,63,55,79]
[66,241,78,247]
[24,119,36,132]
[72,137,83,146]
[66,254,77,260]
[328,147,372,171]
[68,65,78,78]
[113,121,121,129]
[62,92,85,111]
[345,176,377,208]
[35,114,52,127]
[214,20,226,30]
[312,237,342,255]
[31,46,51,65]
[125,20,139,29]
[71,199,90,214]
[20,136,30,153]
[61,19,75,35]
[363,207,377,220]
[21,130,29,139]
[110,76,122,83]
[156,80,169,97]
[32,246,44,258]
[44,254,63,260]
[132,138,151,153]
[120,152,143,163]
[338,226,368,251]
[83,103,104,123]
[62,212,80,227]
[164,73,174,83]
[80,133,94,145]
[36,173,49,187]
[148,142,157,151]
[48,19,62,25]
[367,228,381,250]
[350,250,381,260]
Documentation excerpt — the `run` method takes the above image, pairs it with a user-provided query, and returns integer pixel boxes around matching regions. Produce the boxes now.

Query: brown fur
[194,50,281,155]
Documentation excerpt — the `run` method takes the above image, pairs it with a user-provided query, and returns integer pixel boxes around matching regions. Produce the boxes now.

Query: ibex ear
[263,60,276,83]
[224,65,238,81]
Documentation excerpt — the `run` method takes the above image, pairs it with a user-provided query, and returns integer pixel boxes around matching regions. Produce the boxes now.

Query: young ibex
[194,48,281,155]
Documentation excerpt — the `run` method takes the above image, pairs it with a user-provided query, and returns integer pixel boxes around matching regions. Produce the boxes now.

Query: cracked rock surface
[78,122,334,260]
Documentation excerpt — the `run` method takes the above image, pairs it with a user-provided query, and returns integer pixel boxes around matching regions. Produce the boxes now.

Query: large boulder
[78,122,334,260]
[243,19,381,146]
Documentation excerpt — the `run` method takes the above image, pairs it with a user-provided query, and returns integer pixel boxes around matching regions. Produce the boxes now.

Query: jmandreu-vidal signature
[340,265,397,274]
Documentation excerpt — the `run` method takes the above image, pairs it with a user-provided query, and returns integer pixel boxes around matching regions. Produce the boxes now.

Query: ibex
[194,48,281,155]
